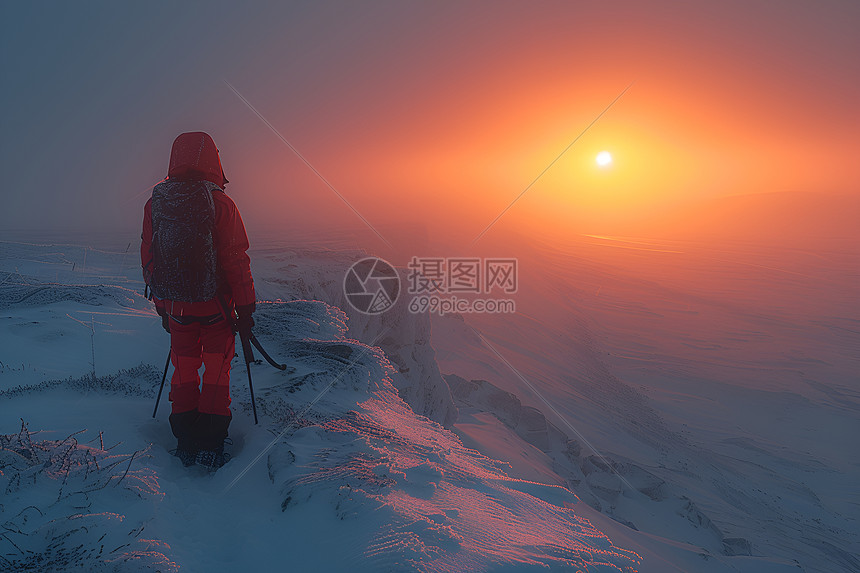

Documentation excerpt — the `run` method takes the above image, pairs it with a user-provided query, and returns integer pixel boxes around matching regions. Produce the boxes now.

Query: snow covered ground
[0,236,638,572]
[1,232,856,572]
[432,234,859,573]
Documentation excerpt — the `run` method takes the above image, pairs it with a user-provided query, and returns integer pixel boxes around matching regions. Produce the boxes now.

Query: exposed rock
[722,537,752,556]
[444,374,566,455]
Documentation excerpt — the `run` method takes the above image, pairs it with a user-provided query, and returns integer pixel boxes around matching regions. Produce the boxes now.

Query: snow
[1,238,636,572]
[1,233,856,572]
[430,235,859,572]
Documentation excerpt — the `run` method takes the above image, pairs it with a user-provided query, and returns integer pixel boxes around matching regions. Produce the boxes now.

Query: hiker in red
[141,132,255,469]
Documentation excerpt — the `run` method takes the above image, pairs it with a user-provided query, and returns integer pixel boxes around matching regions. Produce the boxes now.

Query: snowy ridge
[0,248,640,572]
[246,299,641,571]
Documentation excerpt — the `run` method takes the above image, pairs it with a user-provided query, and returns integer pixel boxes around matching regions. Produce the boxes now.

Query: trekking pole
[152,350,171,418]
[239,331,259,425]
[250,333,288,371]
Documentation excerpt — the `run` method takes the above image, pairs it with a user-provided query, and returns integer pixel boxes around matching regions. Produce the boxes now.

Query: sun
[596,151,612,167]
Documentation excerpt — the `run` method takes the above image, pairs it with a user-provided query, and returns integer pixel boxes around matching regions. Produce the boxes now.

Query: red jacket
[141,132,254,317]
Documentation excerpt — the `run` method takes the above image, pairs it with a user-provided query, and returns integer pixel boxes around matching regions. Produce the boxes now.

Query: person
[140,131,256,469]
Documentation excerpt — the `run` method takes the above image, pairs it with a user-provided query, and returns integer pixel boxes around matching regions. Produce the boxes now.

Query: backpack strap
[167,313,224,326]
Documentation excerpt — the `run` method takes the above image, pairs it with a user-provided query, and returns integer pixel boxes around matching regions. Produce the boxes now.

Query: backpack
[149,179,219,302]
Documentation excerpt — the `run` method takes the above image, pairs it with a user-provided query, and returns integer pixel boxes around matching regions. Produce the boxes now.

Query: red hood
[167,132,228,187]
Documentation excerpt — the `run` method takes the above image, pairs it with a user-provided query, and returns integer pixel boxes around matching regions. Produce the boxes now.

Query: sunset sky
[2,1,858,243]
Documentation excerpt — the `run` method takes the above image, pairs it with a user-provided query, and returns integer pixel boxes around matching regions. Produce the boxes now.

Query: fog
[2,2,859,247]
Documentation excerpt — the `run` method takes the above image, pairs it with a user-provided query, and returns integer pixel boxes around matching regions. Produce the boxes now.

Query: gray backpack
[149,179,219,302]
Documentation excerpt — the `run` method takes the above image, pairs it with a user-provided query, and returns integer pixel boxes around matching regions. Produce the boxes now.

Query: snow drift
[0,251,640,571]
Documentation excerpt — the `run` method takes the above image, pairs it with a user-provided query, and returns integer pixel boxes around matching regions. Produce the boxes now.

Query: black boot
[193,413,232,470]
[169,409,200,466]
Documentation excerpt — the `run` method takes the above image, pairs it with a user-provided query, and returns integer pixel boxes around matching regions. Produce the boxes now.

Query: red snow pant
[168,316,235,417]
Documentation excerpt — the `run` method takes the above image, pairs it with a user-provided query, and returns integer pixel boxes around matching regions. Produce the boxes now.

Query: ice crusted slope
[244,299,641,571]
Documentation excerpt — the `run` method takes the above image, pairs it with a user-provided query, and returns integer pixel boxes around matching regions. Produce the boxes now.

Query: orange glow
[221,3,859,250]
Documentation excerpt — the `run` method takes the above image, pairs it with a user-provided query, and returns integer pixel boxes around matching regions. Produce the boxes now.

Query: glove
[161,314,171,334]
[234,303,255,338]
